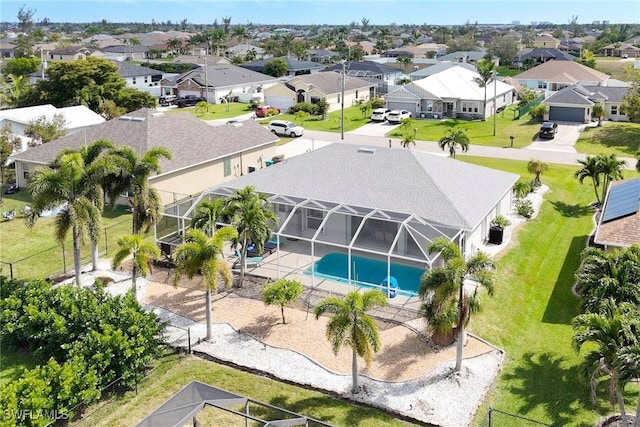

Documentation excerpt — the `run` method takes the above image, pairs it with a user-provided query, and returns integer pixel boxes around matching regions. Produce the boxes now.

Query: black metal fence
[0,218,131,281]
[479,407,554,427]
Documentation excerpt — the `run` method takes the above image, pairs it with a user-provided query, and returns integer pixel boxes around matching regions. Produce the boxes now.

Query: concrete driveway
[346,120,400,137]
[525,121,594,153]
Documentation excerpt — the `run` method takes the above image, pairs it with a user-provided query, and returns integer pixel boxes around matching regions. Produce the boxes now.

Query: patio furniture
[233,249,263,268]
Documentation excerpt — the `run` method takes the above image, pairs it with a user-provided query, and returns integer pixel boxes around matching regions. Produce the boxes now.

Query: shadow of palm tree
[366,333,434,381]
[503,351,596,426]
[549,201,594,218]
[239,313,281,340]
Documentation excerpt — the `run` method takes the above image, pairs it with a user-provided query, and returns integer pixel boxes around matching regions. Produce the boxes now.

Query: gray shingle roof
[113,61,163,78]
[13,109,278,177]
[408,61,476,78]
[177,64,277,89]
[322,60,401,76]
[288,73,374,94]
[240,57,325,72]
[218,144,518,230]
[544,86,595,106]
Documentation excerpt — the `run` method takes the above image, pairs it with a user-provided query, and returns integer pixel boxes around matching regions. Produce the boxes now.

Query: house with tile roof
[163,144,518,287]
[263,73,376,112]
[514,60,610,92]
[594,179,640,250]
[384,66,515,119]
[161,64,279,104]
[11,108,278,205]
[542,84,630,122]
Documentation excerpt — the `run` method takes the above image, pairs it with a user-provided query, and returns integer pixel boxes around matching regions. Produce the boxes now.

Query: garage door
[549,106,585,122]
[265,95,295,112]
[386,102,419,116]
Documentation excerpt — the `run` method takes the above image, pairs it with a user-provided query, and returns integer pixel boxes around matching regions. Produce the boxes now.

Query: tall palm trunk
[205,290,212,341]
[238,237,249,288]
[91,240,99,271]
[615,387,629,426]
[351,346,359,393]
[72,227,82,286]
[483,85,487,121]
[591,176,601,204]
[455,282,465,372]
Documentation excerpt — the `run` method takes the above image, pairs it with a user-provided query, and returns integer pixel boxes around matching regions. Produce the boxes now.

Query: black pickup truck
[175,95,205,108]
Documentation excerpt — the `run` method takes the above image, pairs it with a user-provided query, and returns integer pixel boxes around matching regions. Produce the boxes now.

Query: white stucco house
[264,73,376,112]
[160,144,518,298]
[384,66,515,120]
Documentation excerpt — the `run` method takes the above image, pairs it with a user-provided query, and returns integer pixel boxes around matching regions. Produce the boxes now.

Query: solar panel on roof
[602,180,640,222]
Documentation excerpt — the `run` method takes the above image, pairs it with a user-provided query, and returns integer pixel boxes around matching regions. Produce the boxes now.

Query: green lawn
[575,121,640,158]
[595,58,634,81]
[164,102,254,120]
[0,190,133,280]
[462,156,639,426]
[258,106,371,133]
[388,104,541,148]
[73,353,414,427]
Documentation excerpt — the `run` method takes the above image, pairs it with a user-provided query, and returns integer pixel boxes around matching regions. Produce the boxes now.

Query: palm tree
[166,38,183,55]
[103,146,172,235]
[527,159,549,185]
[474,58,496,121]
[575,155,603,205]
[395,55,411,73]
[314,290,387,393]
[573,300,639,426]
[574,246,640,313]
[26,152,103,285]
[597,153,626,198]
[191,199,230,237]
[1,74,30,107]
[438,127,470,158]
[361,17,370,32]
[419,237,495,372]
[173,227,237,341]
[401,135,415,149]
[50,139,116,271]
[226,186,278,287]
[111,234,160,298]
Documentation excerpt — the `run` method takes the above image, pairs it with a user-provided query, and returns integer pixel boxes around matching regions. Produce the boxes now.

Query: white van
[268,120,304,137]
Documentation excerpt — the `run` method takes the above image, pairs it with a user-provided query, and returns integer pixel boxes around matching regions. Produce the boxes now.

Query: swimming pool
[305,252,425,297]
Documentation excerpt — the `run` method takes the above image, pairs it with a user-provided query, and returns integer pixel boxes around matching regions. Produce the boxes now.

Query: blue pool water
[305,252,425,297]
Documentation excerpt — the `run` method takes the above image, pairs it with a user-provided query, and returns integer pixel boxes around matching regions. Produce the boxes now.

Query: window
[22,163,30,180]
[424,100,433,112]
[611,105,618,115]
[306,208,324,230]
[537,81,546,89]
[461,101,479,113]
[223,157,231,177]
[355,90,359,99]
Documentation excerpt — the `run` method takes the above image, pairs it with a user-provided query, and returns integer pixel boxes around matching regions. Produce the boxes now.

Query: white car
[387,110,412,123]
[370,108,391,122]
[268,120,304,137]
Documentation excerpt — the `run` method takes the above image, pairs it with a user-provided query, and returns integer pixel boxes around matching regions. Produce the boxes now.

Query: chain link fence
[0,218,131,281]
[479,407,554,427]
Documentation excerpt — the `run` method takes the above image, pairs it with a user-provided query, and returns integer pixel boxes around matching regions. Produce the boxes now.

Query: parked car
[371,108,391,122]
[175,95,205,108]
[255,105,281,117]
[387,109,412,123]
[159,95,177,106]
[538,121,558,139]
[268,120,304,137]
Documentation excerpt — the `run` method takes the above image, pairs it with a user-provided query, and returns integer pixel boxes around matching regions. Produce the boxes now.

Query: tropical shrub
[515,199,534,219]
[490,215,511,229]
[289,102,317,115]
[513,180,532,199]
[529,104,549,122]
[0,276,166,420]
[261,279,304,324]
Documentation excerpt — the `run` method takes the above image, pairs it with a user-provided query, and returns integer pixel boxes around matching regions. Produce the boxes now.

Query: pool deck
[227,240,429,312]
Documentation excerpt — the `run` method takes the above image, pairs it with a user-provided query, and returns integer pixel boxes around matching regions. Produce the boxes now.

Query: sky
[1,0,639,26]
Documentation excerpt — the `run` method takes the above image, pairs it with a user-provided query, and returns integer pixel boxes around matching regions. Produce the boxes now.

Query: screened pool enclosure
[157,186,464,298]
